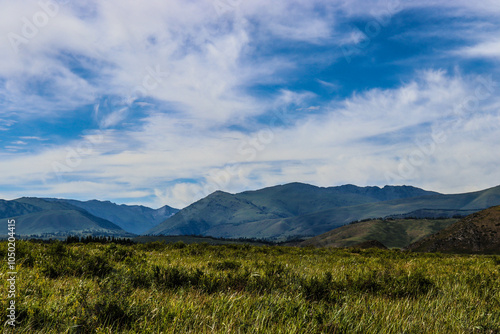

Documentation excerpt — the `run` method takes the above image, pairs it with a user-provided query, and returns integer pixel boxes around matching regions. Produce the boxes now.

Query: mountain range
[147,183,500,241]
[42,198,178,234]
[2,183,500,243]
[0,197,178,237]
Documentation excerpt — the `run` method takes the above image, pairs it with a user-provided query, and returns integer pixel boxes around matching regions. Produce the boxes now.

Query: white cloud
[0,1,499,208]
[460,39,500,59]
[154,183,204,209]
[0,69,498,207]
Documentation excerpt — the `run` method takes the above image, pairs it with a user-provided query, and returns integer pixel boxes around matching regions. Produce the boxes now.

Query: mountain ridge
[42,198,179,234]
[3,183,500,242]
[147,183,476,240]
[0,198,132,237]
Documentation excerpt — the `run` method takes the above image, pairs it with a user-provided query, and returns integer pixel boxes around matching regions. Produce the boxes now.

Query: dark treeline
[346,214,467,226]
[65,235,135,245]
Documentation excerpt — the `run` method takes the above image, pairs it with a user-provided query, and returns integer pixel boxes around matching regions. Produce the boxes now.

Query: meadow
[0,240,499,333]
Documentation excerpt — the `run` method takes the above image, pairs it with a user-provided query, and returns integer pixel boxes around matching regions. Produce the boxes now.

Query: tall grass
[0,240,498,333]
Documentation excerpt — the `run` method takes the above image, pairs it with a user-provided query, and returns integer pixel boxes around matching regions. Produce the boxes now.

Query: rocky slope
[406,206,500,254]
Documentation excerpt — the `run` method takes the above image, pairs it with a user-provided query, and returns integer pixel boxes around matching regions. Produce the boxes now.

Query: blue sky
[0,0,499,208]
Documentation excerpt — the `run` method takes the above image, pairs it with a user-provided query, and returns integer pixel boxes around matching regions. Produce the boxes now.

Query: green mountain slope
[0,199,42,219]
[260,185,500,240]
[146,183,438,236]
[299,218,459,249]
[44,198,179,234]
[146,190,285,236]
[1,198,132,237]
[406,206,500,254]
[148,184,500,241]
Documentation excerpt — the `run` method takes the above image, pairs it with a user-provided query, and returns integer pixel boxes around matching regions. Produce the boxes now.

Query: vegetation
[300,218,459,249]
[133,234,274,246]
[1,240,499,333]
[407,205,500,254]
[65,235,135,245]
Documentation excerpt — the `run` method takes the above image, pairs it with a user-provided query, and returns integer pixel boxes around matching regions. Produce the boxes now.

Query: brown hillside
[349,240,388,249]
[406,206,500,254]
[298,218,457,249]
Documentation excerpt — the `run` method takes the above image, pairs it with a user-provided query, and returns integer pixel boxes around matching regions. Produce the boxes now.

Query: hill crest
[406,205,500,254]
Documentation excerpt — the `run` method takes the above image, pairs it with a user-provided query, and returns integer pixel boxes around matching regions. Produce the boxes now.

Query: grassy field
[0,240,499,333]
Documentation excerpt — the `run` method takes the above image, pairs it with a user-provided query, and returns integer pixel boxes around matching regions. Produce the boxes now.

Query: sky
[0,0,499,209]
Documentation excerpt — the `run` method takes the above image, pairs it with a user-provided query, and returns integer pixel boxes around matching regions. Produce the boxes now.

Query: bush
[136,241,169,251]
[105,243,136,262]
[78,254,113,278]
[301,269,435,302]
[302,272,339,303]
[40,244,113,279]
[208,260,241,271]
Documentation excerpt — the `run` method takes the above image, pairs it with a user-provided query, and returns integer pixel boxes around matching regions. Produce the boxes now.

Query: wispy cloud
[0,0,499,208]
[460,39,500,59]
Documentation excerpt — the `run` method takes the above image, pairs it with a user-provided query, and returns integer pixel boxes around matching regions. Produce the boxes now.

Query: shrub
[208,260,242,271]
[170,240,187,249]
[302,272,339,303]
[77,254,113,278]
[105,243,136,262]
[301,269,435,302]
[40,245,113,279]
[136,241,169,251]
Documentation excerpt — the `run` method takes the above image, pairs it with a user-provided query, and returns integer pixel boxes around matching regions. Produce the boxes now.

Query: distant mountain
[146,183,444,239]
[0,198,131,237]
[235,183,438,216]
[253,185,500,240]
[4,184,500,242]
[406,206,500,254]
[148,184,500,241]
[44,198,179,234]
[0,199,42,219]
[146,190,281,236]
[298,218,459,249]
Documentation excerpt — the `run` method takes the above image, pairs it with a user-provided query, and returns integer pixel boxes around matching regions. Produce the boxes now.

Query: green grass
[1,240,499,333]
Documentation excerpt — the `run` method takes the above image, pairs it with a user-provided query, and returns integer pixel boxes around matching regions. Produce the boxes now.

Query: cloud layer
[0,0,499,208]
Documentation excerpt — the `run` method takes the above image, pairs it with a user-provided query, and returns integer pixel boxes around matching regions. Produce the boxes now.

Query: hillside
[44,198,178,234]
[406,206,500,254]
[146,183,439,237]
[146,190,285,236]
[0,198,132,238]
[0,199,42,219]
[238,185,500,240]
[148,184,500,241]
[299,218,458,249]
